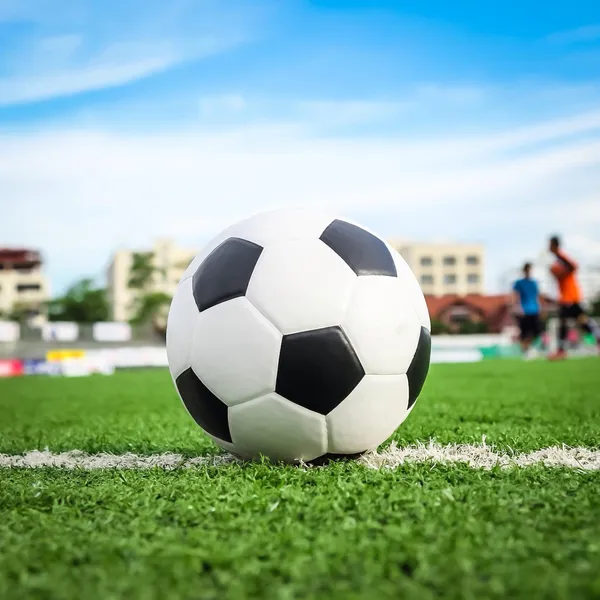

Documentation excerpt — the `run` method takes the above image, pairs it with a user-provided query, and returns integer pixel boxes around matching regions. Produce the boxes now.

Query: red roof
[425,294,510,319]
[425,293,556,331]
[0,248,42,265]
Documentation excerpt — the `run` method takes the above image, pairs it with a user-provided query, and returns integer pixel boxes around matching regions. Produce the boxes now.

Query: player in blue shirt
[512,263,543,356]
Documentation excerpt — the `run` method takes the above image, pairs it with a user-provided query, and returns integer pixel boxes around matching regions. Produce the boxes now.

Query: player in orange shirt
[547,235,600,360]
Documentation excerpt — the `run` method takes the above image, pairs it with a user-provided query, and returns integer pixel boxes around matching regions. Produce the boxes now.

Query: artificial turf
[0,359,599,455]
[1,463,599,600]
[0,359,599,600]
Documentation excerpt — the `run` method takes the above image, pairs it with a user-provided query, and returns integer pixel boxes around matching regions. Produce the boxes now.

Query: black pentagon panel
[276,326,365,416]
[319,219,397,277]
[175,368,232,442]
[406,326,431,409]
[192,237,263,313]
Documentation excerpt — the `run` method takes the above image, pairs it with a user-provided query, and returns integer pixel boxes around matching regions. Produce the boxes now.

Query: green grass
[1,359,599,455]
[0,359,599,600]
[1,464,599,600]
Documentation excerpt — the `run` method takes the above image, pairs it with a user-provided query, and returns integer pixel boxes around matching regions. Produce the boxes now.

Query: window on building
[448,305,471,324]
[466,255,480,265]
[444,274,457,284]
[420,256,433,266]
[467,273,480,284]
[420,275,434,285]
[447,305,478,325]
[16,283,41,292]
[14,264,33,273]
[443,256,456,266]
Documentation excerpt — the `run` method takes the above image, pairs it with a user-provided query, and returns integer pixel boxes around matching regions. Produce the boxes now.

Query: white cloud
[296,100,408,124]
[0,37,241,106]
[547,24,600,45]
[34,34,84,60]
[409,84,487,105]
[0,0,263,106]
[1,108,600,295]
[0,55,176,107]
[294,85,486,126]
[486,109,600,151]
[0,0,61,23]
[199,94,247,116]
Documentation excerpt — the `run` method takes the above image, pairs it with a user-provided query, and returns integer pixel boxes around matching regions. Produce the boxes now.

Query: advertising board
[41,322,79,342]
[92,322,132,342]
[0,359,24,377]
[0,321,20,343]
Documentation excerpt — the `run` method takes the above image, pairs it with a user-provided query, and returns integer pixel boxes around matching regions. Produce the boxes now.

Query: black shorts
[558,303,586,320]
[518,314,542,340]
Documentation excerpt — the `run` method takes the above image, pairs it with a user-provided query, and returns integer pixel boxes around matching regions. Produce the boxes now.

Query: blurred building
[425,293,556,334]
[107,239,196,322]
[0,248,50,325]
[390,241,485,296]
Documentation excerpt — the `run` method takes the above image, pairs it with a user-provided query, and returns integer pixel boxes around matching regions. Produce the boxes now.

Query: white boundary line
[1,441,599,470]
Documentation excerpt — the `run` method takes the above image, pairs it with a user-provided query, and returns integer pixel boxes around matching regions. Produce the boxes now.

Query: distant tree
[46,278,109,323]
[458,319,489,335]
[591,295,600,317]
[128,252,158,290]
[129,292,171,326]
[127,252,171,328]
[7,302,39,324]
[430,319,449,335]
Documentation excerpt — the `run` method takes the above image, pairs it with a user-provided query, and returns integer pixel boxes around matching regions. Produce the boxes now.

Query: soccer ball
[166,208,431,463]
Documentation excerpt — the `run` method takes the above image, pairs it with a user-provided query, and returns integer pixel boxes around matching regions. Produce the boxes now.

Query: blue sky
[1,0,599,297]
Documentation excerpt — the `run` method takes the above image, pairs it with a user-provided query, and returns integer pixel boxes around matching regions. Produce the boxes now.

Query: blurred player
[547,235,600,360]
[512,262,543,358]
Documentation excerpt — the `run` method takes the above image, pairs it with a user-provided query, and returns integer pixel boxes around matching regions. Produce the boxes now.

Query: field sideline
[2,443,600,470]
[1,359,599,599]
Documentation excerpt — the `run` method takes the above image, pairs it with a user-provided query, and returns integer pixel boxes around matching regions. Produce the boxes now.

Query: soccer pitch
[1,360,599,600]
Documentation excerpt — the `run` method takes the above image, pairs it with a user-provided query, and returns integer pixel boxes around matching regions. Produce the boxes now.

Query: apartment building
[0,248,50,324]
[107,239,197,322]
[390,241,485,297]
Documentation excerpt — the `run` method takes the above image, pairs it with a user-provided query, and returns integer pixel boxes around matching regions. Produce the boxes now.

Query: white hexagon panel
[341,276,421,375]
[190,297,282,407]
[178,208,335,285]
[246,238,357,334]
[225,207,336,248]
[229,393,328,463]
[326,374,410,455]
[166,277,196,380]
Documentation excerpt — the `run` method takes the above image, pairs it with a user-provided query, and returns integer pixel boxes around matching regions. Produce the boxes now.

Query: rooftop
[0,248,42,266]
